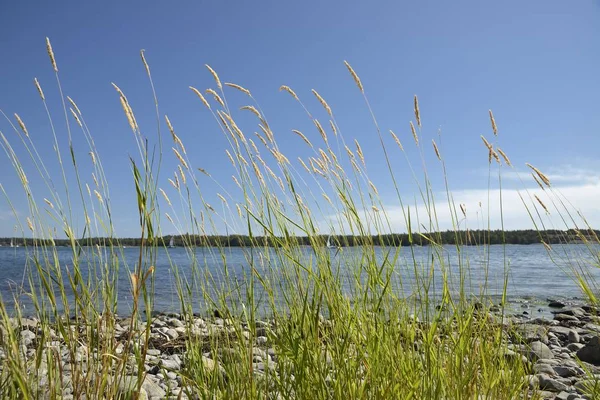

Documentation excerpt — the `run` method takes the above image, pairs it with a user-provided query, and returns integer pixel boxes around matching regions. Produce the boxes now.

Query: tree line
[0,229,596,248]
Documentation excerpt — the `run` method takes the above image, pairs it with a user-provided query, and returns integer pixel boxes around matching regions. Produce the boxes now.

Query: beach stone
[576,336,600,365]
[567,343,585,352]
[146,349,161,356]
[555,314,580,323]
[583,323,600,334]
[549,301,566,308]
[569,330,581,344]
[525,341,554,362]
[160,359,181,371]
[559,308,586,318]
[553,365,583,378]
[143,379,166,399]
[165,329,179,340]
[169,318,184,328]
[518,324,548,343]
[202,356,217,372]
[534,363,556,375]
[574,379,599,394]
[20,329,36,346]
[115,377,149,400]
[256,336,268,345]
[537,373,569,392]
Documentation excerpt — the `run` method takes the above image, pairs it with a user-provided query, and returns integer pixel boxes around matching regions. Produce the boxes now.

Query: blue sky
[1,0,599,238]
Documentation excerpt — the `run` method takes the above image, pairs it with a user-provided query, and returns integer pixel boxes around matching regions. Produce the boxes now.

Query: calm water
[0,244,598,317]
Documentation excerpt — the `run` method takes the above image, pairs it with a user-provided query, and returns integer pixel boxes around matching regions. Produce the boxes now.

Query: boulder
[576,336,600,365]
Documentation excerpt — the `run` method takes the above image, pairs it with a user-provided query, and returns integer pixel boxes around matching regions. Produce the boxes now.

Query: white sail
[169,236,175,247]
[326,235,332,248]
[10,240,14,248]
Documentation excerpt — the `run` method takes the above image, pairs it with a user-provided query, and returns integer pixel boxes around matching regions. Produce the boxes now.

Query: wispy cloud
[324,165,600,234]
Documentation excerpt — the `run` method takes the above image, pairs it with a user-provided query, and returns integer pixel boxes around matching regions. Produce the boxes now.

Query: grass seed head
[190,86,211,109]
[14,113,29,137]
[344,61,363,93]
[46,37,58,72]
[414,95,421,127]
[205,64,222,89]
[312,89,332,116]
[34,78,45,100]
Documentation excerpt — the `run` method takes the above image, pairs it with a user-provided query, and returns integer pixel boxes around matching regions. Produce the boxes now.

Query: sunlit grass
[1,37,597,399]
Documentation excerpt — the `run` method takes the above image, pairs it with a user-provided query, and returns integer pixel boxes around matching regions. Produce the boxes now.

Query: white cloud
[323,167,600,234]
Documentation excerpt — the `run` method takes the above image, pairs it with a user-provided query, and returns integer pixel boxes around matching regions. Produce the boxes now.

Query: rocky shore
[4,300,600,399]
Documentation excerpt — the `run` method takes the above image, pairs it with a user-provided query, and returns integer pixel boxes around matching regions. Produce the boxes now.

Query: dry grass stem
[225,82,251,96]
[14,114,29,137]
[355,139,365,166]
[159,188,172,206]
[497,148,511,166]
[292,130,313,147]
[240,105,261,119]
[140,49,151,77]
[534,194,549,213]
[432,139,441,160]
[314,119,328,143]
[410,121,418,145]
[198,168,211,177]
[70,108,82,127]
[206,89,225,108]
[414,95,421,127]
[172,147,188,169]
[344,61,364,93]
[312,90,332,116]
[205,65,222,89]
[390,130,403,151]
[526,163,551,186]
[46,37,58,72]
[329,120,337,136]
[190,87,211,109]
[178,165,187,185]
[34,78,45,100]
[279,85,299,100]
[489,109,498,136]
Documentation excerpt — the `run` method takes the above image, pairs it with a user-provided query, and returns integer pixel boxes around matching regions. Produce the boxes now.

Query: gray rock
[20,329,36,346]
[256,336,268,345]
[142,378,166,399]
[525,341,554,362]
[169,318,185,328]
[146,349,161,356]
[577,336,600,365]
[560,308,586,318]
[537,373,569,392]
[553,365,583,378]
[569,330,581,344]
[534,363,556,375]
[555,314,580,323]
[165,329,179,340]
[574,378,600,394]
[517,324,549,343]
[160,359,181,371]
[583,323,600,334]
[567,343,585,352]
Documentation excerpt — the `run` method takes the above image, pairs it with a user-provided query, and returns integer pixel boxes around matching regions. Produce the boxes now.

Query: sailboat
[168,236,175,248]
[326,235,333,249]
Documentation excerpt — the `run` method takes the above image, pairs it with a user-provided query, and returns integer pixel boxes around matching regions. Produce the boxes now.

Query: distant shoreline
[0,229,596,248]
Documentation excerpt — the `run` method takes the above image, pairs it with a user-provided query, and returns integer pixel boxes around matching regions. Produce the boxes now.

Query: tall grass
[0,38,593,399]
